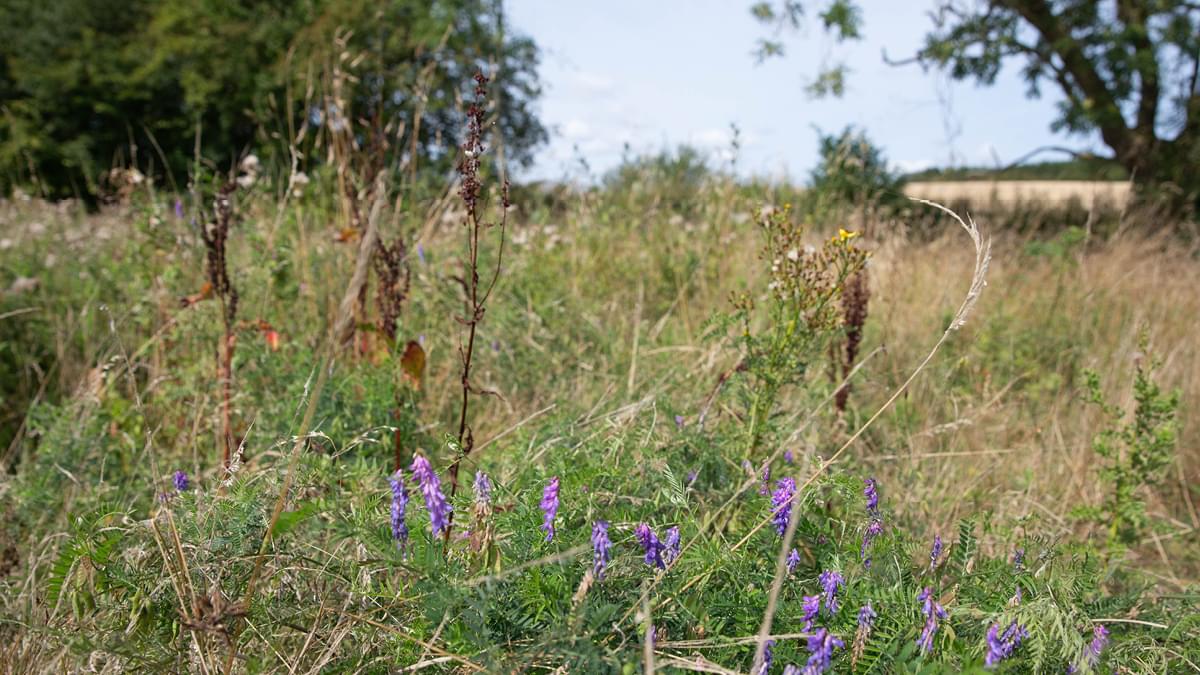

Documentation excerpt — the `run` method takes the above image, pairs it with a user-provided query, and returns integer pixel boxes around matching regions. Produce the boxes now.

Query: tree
[0,0,545,200]
[753,1,1200,214]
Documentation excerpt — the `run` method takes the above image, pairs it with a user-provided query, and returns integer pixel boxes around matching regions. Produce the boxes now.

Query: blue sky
[505,0,1105,182]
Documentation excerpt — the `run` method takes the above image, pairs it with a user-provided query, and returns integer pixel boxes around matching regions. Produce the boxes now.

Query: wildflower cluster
[984,620,1028,668]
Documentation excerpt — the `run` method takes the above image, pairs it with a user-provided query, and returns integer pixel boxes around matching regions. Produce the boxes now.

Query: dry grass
[864,230,1199,573]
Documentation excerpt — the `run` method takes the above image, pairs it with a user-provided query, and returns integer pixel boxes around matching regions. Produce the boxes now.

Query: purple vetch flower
[173,470,189,492]
[819,570,845,614]
[389,470,410,551]
[858,602,877,629]
[416,243,426,264]
[674,414,685,429]
[173,199,184,220]
[1012,547,1025,571]
[755,639,775,675]
[861,518,883,567]
[929,534,943,571]
[801,594,821,631]
[863,477,878,515]
[786,548,801,574]
[783,449,795,464]
[916,587,948,654]
[635,523,666,569]
[663,526,681,564]
[686,469,699,485]
[759,465,772,495]
[1086,625,1109,668]
[770,477,797,536]
[473,471,492,505]
[803,628,845,674]
[409,455,452,536]
[540,477,560,542]
[853,601,877,665]
[984,620,1028,668]
[592,520,612,580]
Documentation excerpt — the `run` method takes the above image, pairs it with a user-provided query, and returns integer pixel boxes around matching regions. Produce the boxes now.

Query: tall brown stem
[443,71,509,544]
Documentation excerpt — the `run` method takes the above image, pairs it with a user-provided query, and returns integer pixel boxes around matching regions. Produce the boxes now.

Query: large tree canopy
[754,1,1200,212]
[0,0,545,199]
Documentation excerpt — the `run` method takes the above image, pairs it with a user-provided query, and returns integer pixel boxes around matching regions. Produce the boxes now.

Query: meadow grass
[0,165,1197,672]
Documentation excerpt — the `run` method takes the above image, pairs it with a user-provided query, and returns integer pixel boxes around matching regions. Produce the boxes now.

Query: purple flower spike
[801,594,821,631]
[858,602,877,629]
[389,470,410,551]
[473,471,492,505]
[635,523,666,569]
[687,469,699,485]
[819,569,845,614]
[804,628,845,674]
[770,477,797,536]
[592,520,612,580]
[929,534,943,571]
[663,526,681,564]
[783,449,795,464]
[1087,625,1109,668]
[540,477,560,542]
[674,414,685,429]
[173,470,189,492]
[759,465,772,495]
[984,620,1028,668]
[863,477,878,515]
[409,455,452,536]
[916,587,948,654]
[786,548,801,574]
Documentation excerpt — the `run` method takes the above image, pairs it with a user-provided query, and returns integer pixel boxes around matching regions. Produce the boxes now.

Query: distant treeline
[906,158,1129,183]
[0,0,545,202]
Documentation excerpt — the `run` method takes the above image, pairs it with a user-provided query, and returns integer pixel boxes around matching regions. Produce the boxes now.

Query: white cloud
[560,119,592,140]
[893,158,934,173]
[569,71,615,94]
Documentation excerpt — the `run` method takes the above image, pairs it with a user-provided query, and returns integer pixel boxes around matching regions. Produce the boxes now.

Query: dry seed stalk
[444,71,510,543]
[200,181,239,469]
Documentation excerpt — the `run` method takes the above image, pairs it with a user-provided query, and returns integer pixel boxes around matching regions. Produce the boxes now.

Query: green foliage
[712,205,866,455]
[753,1,1200,211]
[809,126,907,218]
[1078,351,1180,548]
[1,150,1198,670]
[0,0,546,199]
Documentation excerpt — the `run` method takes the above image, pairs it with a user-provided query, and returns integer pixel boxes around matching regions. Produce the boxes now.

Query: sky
[505,0,1106,183]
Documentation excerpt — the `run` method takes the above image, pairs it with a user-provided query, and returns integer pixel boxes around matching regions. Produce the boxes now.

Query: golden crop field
[905,180,1132,209]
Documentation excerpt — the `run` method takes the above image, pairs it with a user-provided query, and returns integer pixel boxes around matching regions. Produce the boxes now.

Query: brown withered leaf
[179,281,213,308]
[400,340,425,388]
